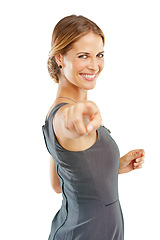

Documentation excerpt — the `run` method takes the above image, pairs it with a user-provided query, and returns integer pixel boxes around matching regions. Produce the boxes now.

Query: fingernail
[136,158,140,162]
[134,163,138,167]
[87,125,94,132]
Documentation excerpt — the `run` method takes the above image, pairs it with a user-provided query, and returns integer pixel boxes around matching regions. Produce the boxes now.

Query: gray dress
[42,103,124,240]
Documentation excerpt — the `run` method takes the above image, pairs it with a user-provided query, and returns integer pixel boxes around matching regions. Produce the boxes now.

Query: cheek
[74,59,88,72]
[63,61,73,78]
[100,59,104,71]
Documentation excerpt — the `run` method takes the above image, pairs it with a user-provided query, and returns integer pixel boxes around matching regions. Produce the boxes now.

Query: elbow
[55,188,62,194]
[51,184,62,194]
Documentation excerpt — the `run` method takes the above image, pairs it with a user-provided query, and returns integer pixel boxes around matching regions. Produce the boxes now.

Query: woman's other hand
[119,149,145,174]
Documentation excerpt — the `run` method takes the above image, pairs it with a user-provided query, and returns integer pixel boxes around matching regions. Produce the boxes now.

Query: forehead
[69,32,104,53]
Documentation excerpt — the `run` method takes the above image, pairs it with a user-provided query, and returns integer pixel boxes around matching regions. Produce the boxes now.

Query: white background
[0,0,160,239]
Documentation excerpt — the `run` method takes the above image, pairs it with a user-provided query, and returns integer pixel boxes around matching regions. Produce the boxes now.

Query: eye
[78,54,88,59]
[97,53,104,58]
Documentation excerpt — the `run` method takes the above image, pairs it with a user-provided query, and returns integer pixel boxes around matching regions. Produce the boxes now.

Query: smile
[79,73,97,81]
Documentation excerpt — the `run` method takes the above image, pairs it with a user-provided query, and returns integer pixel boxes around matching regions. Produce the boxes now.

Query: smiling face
[57,32,104,90]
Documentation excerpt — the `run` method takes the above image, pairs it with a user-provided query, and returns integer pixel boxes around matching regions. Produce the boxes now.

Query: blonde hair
[47,15,105,83]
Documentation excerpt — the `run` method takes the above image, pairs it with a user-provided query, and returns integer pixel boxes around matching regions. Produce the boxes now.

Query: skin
[49,32,145,193]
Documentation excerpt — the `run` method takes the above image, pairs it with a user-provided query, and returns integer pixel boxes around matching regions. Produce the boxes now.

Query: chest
[56,126,120,179]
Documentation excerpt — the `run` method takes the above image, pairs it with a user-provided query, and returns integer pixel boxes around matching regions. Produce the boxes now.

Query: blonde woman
[42,15,145,240]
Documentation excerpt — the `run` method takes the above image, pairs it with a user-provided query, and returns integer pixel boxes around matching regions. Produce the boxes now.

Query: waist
[62,194,119,209]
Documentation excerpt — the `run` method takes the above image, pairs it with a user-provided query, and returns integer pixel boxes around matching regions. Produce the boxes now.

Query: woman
[42,15,145,240]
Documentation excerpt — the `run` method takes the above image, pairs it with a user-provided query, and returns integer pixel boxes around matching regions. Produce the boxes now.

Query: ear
[54,54,63,67]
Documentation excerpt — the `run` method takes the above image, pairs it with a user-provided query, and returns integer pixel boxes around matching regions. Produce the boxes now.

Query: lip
[79,73,98,81]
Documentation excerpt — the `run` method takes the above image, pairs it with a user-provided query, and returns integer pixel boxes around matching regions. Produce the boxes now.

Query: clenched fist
[62,101,102,138]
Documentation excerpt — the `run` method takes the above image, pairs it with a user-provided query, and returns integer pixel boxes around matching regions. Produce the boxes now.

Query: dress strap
[45,102,69,122]
[42,102,69,155]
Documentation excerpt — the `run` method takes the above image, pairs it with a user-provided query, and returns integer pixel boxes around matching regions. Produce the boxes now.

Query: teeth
[81,74,96,79]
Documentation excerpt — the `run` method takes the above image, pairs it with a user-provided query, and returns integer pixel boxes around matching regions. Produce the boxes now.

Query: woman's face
[60,32,104,90]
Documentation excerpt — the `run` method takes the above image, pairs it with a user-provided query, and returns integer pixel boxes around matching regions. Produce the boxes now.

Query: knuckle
[78,129,85,135]
[73,117,81,124]
[87,100,95,106]
[84,100,93,109]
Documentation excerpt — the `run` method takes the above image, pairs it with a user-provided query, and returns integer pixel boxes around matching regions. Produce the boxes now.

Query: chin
[83,82,97,90]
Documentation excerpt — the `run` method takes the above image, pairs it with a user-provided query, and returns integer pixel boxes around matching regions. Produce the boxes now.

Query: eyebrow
[76,51,104,55]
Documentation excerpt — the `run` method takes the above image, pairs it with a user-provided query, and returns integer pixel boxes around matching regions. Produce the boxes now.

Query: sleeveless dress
[42,103,124,240]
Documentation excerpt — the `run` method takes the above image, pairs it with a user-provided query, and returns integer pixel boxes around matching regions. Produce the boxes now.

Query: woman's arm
[119,149,145,174]
[50,155,62,193]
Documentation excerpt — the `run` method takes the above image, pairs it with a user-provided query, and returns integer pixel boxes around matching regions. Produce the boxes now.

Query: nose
[88,58,99,72]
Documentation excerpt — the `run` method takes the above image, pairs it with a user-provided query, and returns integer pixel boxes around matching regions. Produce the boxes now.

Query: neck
[56,76,88,102]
